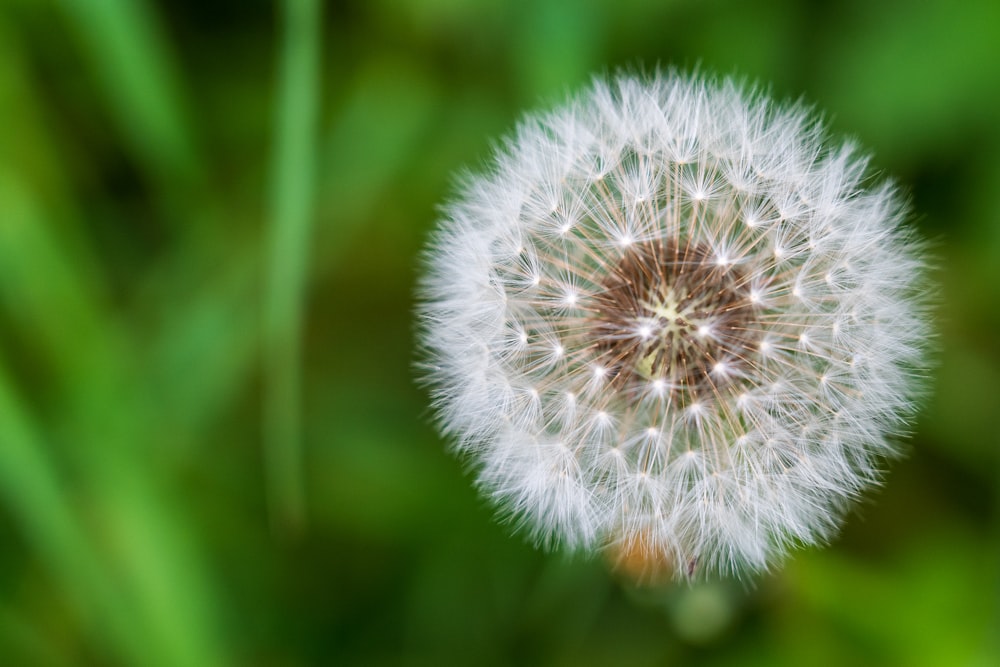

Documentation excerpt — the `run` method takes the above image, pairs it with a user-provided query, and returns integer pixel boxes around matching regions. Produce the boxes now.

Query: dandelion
[418,71,929,579]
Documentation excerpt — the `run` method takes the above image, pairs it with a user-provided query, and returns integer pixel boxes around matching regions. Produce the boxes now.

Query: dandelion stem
[264,0,321,533]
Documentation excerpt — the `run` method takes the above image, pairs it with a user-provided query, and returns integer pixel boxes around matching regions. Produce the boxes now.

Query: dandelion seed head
[418,70,930,579]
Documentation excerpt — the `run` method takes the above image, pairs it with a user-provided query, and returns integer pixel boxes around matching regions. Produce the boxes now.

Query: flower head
[418,71,929,579]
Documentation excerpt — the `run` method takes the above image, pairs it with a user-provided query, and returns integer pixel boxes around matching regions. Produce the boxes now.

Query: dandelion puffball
[418,71,929,579]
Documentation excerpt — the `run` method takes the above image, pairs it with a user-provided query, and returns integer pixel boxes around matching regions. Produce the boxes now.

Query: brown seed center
[591,239,759,393]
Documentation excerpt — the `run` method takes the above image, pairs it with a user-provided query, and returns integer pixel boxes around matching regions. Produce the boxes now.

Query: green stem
[264,0,321,533]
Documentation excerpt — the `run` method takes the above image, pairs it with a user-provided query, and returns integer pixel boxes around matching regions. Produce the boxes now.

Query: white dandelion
[418,71,930,579]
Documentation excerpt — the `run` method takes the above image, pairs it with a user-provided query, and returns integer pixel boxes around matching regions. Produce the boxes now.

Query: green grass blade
[0,359,139,665]
[263,0,322,533]
[55,0,198,184]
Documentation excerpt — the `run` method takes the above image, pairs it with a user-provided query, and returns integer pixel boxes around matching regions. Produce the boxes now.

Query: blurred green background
[0,0,998,664]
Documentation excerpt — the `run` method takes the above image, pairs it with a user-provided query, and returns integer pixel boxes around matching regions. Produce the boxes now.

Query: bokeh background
[0,0,998,664]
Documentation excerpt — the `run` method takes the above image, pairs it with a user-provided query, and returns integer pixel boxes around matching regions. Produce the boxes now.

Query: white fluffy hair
[418,70,929,579]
